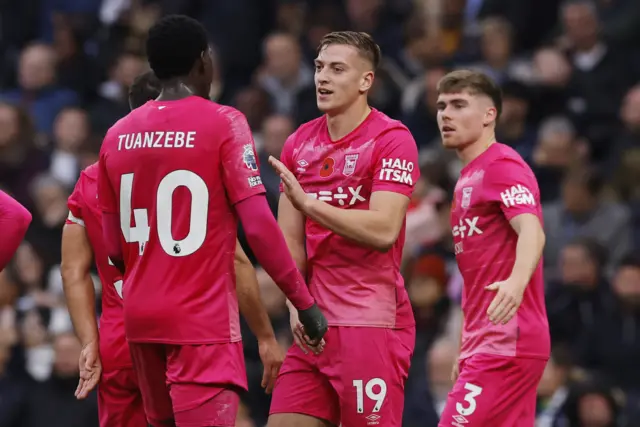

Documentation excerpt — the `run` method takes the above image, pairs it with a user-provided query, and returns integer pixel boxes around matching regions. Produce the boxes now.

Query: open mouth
[317,88,333,96]
[442,125,455,132]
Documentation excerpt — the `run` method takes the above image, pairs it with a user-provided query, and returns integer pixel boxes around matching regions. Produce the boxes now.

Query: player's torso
[102,98,239,343]
[75,167,130,370]
[289,113,412,328]
[451,148,548,359]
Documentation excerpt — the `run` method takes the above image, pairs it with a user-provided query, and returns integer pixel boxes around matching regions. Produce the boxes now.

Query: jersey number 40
[119,170,208,257]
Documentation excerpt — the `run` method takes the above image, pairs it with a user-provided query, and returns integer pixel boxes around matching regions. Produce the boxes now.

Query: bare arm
[278,195,308,312]
[508,213,546,287]
[234,239,276,341]
[61,224,98,347]
[301,191,410,252]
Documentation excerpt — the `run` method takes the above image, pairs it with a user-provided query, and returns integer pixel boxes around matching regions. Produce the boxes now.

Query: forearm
[236,195,314,310]
[235,254,276,342]
[302,198,396,251]
[62,270,98,346]
[509,224,545,286]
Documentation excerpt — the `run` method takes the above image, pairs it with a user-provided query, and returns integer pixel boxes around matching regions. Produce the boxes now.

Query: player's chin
[316,99,335,113]
[440,135,460,149]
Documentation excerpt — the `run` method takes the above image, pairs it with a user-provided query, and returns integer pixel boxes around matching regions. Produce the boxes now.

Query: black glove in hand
[297,303,328,343]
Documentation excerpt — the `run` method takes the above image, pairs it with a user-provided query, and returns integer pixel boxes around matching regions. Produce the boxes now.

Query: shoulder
[371,111,414,142]
[486,143,536,177]
[81,162,99,183]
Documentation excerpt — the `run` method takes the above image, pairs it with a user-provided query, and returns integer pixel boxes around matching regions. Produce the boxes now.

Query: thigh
[166,342,246,426]
[438,355,546,427]
[98,368,147,427]
[269,342,340,426]
[129,343,174,426]
[324,326,415,427]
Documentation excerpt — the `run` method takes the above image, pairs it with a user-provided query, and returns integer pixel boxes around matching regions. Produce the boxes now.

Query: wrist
[300,195,315,215]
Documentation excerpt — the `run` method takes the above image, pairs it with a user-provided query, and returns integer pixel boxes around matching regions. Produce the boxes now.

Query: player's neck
[326,101,371,142]
[457,133,496,166]
[156,80,197,101]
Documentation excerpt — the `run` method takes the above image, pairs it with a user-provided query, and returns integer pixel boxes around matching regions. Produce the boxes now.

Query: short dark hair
[146,15,209,80]
[317,31,381,70]
[563,167,605,196]
[129,71,161,109]
[618,251,640,270]
[437,69,503,118]
[567,236,608,269]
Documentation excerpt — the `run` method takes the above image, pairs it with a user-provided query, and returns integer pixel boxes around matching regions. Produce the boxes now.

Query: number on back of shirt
[353,378,387,413]
[120,170,208,257]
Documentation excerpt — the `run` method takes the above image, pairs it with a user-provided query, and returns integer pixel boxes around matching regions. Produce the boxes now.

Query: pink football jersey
[280,109,418,328]
[450,143,550,360]
[66,163,130,370]
[97,96,266,344]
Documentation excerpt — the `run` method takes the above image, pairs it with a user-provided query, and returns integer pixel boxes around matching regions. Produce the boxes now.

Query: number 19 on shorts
[353,378,387,413]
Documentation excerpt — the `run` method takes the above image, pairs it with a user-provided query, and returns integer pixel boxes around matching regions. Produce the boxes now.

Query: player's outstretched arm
[271,155,413,251]
[485,159,546,324]
[234,195,327,342]
[61,222,103,399]
[233,239,283,393]
[0,191,32,271]
[507,214,546,286]
[277,194,307,274]
[61,223,99,349]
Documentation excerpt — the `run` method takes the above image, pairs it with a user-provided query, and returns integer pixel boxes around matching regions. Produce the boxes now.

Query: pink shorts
[270,326,415,427]
[438,354,546,427]
[98,368,146,427]
[129,342,247,427]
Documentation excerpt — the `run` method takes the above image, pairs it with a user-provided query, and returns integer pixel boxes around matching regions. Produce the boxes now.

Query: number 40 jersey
[97,96,266,345]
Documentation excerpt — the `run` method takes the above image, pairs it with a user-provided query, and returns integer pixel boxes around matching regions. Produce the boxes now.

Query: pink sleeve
[66,174,85,226]
[0,191,32,271]
[97,149,118,214]
[371,128,420,197]
[235,194,314,310]
[218,107,266,204]
[278,134,296,193]
[485,157,540,221]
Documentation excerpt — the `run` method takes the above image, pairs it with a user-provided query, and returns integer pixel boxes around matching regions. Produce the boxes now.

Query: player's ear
[360,71,374,94]
[484,107,498,127]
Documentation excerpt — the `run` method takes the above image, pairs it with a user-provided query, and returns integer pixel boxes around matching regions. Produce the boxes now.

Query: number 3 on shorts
[456,382,483,416]
[352,378,387,414]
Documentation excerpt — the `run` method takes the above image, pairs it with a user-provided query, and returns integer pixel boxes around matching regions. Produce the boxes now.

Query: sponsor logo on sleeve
[500,184,535,207]
[247,176,262,188]
[378,158,414,185]
[242,144,258,171]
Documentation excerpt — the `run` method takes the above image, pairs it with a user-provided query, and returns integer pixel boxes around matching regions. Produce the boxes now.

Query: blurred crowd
[1,0,640,426]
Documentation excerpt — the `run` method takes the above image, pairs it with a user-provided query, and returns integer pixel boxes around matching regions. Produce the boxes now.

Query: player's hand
[289,307,325,355]
[485,278,525,325]
[268,156,308,212]
[297,303,329,345]
[451,359,460,383]
[258,337,284,394]
[75,340,102,399]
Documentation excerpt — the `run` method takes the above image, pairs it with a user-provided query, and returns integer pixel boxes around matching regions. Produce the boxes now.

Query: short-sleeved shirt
[450,143,550,360]
[66,163,130,371]
[97,96,266,344]
[280,108,419,328]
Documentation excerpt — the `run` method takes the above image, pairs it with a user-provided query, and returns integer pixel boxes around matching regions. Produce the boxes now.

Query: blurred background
[1,0,640,426]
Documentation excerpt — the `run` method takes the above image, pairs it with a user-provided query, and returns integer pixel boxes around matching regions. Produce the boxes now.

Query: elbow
[370,228,401,252]
[60,262,86,290]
